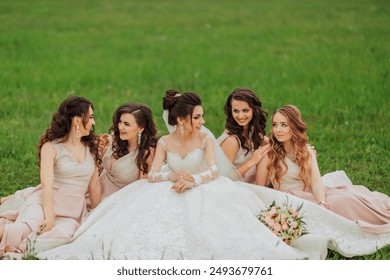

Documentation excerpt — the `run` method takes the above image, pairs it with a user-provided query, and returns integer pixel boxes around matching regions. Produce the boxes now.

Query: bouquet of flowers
[258,199,307,245]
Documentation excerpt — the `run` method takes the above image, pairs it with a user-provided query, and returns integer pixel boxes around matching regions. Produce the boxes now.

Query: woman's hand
[319,201,329,209]
[251,144,270,165]
[171,179,196,193]
[168,172,195,182]
[309,144,317,155]
[37,217,55,235]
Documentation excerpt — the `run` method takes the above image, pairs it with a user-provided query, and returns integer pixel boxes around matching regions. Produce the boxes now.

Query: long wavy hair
[223,88,268,155]
[110,102,158,175]
[162,89,202,128]
[267,105,311,190]
[37,96,99,167]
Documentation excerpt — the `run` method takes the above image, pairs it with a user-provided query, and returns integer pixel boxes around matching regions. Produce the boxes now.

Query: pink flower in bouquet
[267,217,275,227]
[269,206,277,216]
[273,223,282,232]
[258,199,307,245]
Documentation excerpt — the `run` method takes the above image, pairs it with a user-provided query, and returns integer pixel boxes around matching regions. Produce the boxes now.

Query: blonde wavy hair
[267,105,312,191]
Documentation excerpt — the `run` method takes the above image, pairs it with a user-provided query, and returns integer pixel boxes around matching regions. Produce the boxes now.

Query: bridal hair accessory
[175,93,181,97]
[258,199,307,245]
[137,131,142,145]
[162,110,176,133]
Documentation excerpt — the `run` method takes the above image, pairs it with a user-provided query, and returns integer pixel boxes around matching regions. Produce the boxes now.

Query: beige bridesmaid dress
[0,142,95,256]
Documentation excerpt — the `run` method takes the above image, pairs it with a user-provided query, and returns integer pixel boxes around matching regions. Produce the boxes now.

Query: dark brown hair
[37,96,99,166]
[223,88,268,154]
[162,89,202,127]
[110,102,158,174]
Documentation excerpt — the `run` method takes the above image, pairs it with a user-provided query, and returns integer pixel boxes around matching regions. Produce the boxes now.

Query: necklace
[286,151,297,162]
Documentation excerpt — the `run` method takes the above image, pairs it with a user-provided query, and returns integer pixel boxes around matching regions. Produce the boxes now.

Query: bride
[38,90,389,260]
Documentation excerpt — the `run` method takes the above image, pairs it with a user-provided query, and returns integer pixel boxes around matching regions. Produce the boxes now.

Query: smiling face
[272,112,293,144]
[231,99,253,129]
[182,105,204,133]
[78,106,95,137]
[118,113,143,142]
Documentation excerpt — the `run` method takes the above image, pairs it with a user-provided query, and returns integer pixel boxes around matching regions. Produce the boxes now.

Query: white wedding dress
[37,133,390,260]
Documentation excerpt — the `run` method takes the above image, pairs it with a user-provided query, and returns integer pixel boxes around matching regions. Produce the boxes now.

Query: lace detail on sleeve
[192,135,218,186]
[148,138,170,182]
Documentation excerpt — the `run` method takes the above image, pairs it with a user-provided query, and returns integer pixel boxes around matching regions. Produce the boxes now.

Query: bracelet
[319,201,329,209]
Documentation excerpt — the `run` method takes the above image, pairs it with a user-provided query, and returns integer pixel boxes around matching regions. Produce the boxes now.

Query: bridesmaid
[256,105,390,233]
[98,102,158,200]
[217,88,269,183]
[0,96,101,257]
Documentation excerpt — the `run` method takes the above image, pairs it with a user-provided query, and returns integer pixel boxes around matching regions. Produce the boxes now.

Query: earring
[180,125,184,136]
[137,131,142,145]
[76,125,81,138]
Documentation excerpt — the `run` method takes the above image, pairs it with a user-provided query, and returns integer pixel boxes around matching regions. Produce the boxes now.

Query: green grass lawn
[0,0,389,259]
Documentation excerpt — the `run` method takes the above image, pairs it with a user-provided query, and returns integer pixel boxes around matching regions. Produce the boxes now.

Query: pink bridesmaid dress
[275,159,390,234]
[99,136,140,200]
[0,142,95,256]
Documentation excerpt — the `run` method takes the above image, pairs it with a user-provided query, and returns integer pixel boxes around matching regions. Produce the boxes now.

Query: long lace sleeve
[148,138,170,182]
[192,135,219,185]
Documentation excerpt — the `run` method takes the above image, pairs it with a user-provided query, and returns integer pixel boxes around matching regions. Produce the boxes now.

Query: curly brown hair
[267,105,311,190]
[223,88,268,155]
[37,96,99,167]
[110,102,158,175]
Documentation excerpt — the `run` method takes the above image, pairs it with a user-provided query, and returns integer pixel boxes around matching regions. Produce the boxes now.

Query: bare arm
[307,146,327,208]
[139,148,155,179]
[255,153,270,186]
[220,135,269,178]
[38,142,56,233]
[220,135,240,163]
[88,166,101,209]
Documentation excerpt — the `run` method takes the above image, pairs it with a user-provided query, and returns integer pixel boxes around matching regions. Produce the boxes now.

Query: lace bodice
[148,132,218,185]
[166,148,208,174]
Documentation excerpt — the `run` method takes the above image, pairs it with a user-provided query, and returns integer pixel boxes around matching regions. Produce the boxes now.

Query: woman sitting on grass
[0,96,101,258]
[255,104,390,233]
[97,102,158,200]
[217,88,270,183]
